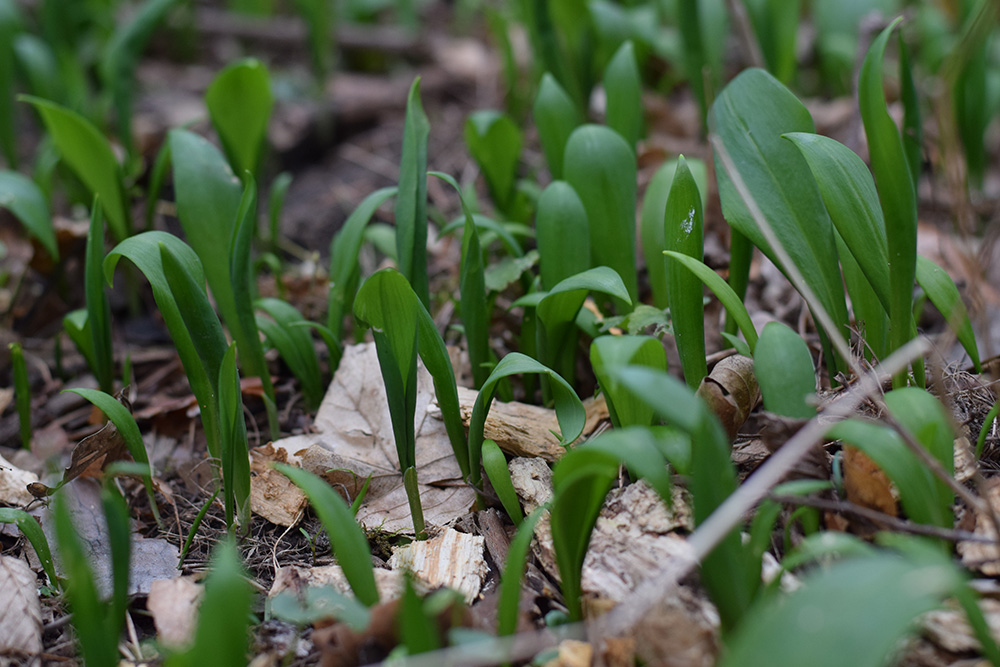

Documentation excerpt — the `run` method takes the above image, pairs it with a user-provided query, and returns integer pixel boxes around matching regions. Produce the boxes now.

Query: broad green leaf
[167,539,252,667]
[160,242,228,407]
[228,175,276,411]
[54,492,120,667]
[859,19,917,377]
[550,448,619,620]
[219,342,251,532]
[467,353,585,491]
[21,95,130,241]
[590,335,665,428]
[533,73,581,179]
[710,69,849,370]
[915,255,980,372]
[640,157,708,309]
[464,110,522,212]
[482,439,523,525]
[603,40,642,148]
[395,78,430,308]
[536,180,589,291]
[12,33,58,102]
[0,170,57,259]
[664,252,758,352]
[105,232,221,457]
[498,506,545,635]
[829,387,954,532]
[256,297,324,411]
[664,156,707,388]
[722,552,963,667]
[613,365,758,628]
[99,0,179,158]
[0,507,57,587]
[430,171,490,389]
[276,464,379,606]
[67,387,159,525]
[743,0,801,84]
[328,186,397,340]
[577,426,673,504]
[754,322,815,419]
[85,198,113,395]
[0,1,20,166]
[564,124,637,308]
[205,59,273,178]
[782,132,891,312]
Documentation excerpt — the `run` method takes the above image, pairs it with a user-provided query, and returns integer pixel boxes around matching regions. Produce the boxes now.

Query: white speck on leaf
[681,208,695,235]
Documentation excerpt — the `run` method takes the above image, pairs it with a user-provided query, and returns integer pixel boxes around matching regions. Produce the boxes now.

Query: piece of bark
[455,388,609,461]
[958,480,1000,575]
[388,527,487,605]
[250,444,308,527]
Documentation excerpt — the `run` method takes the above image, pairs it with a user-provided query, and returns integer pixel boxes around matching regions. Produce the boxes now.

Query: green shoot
[498,506,545,635]
[395,78,430,308]
[255,298,324,412]
[464,110,523,218]
[0,170,58,258]
[9,341,31,448]
[85,197,114,395]
[603,40,642,149]
[0,507,57,586]
[205,59,273,179]
[219,342,251,534]
[536,180,589,291]
[590,335,666,429]
[481,439,523,525]
[532,73,581,180]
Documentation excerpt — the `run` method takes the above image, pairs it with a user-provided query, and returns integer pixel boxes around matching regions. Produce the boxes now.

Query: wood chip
[0,555,42,655]
[388,528,487,604]
[958,480,1000,575]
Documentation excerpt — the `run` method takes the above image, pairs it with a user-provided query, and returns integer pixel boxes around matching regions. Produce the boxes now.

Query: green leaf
[219,342,251,532]
[67,387,160,526]
[743,0,801,84]
[663,252,758,352]
[276,464,379,606]
[256,298,324,412]
[710,69,849,370]
[467,353,585,491]
[482,439,523,525]
[535,180,589,291]
[498,506,545,635]
[328,186,397,340]
[590,335,666,428]
[85,198,113,395]
[722,551,963,667]
[294,0,334,78]
[564,124,638,308]
[54,491,121,667]
[228,174,276,409]
[395,78,430,308]
[0,1,21,166]
[782,132,891,312]
[640,157,708,309]
[859,19,917,376]
[533,73,581,180]
[664,156,707,388]
[915,255,980,372]
[0,507,57,587]
[270,586,371,630]
[99,0,179,159]
[105,232,222,458]
[0,170,57,258]
[603,40,642,148]
[577,426,674,505]
[167,539,252,667]
[484,250,539,293]
[21,95,130,241]
[550,447,619,620]
[754,322,815,419]
[464,110,522,212]
[205,58,273,178]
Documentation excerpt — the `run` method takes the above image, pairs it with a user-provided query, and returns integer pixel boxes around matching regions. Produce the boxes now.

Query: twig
[767,493,993,544]
[591,337,928,639]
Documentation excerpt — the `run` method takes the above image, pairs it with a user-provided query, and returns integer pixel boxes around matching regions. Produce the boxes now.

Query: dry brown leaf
[388,527,487,604]
[0,555,42,655]
[696,355,759,441]
[250,444,307,527]
[842,445,898,518]
[547,639,592,667]
[147,576,203,650]
[923,599,1000,654]
[0,452,39,506]
[272,343,476,533]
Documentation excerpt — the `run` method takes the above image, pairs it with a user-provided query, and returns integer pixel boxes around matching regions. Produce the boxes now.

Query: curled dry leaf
[842,445,898,518]
[0,452,39,506]
[0,555,42,655]
[695,355,759,441]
